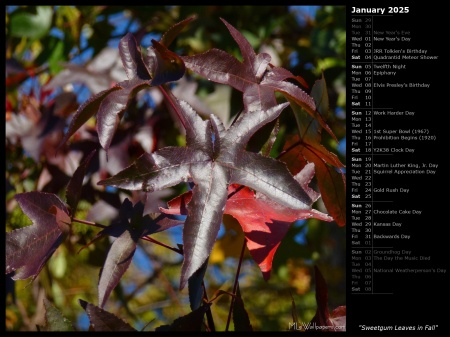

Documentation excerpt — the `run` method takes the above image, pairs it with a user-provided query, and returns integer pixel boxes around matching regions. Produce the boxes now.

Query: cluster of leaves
[6,6,346,331]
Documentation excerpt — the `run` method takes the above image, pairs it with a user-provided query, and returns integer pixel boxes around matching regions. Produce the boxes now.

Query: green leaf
[9,6,53,40]
[38,298,75,331]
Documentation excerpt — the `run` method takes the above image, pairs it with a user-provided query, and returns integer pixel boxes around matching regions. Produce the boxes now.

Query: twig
[225,238,247,331]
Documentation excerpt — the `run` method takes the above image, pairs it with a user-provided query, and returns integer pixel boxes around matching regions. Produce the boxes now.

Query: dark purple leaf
[146,39,185,86]
[79,299,136,331]
[57,87,120,151]
[155,303,210,331]
[232,284,253,331]
[266,66,309,89]
[118,33,151,81]
[96,78,151,152]
[65,149,97,216]
[98,228,137,309]
[6,192,70,281]
[220,18,269,82]
[182,48,251,94]
[99,99,317,290]
[310,265,346,332]
[95,198,182,308]
[59,28,186,154]
[182,18,337,141]
[160,15,197,48]
[188,258,208,310]
[97,147,201,191]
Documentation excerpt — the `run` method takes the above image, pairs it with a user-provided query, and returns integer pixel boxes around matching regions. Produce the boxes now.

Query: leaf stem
[71,218,107,228]
[225,238,247,331]
[141,235,183,255]
[229,108,244,128]
[202,282,216,332]
[158,84,187,130]
[277,139,302,159]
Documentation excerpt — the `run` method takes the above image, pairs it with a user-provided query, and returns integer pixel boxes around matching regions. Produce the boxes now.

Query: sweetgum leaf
[181,18,337,141]
[79,299,136,331]
[314,159,346,228]
[96,199,182,308]
[96,77,151,152]
[98,228,136,309]
[225,169,332,280]
[232,284,253,331]
[65,149,96,217]
[188,258,208,310]
[99,98,313,289]
[57,87,120,152]
[147,40,186,86]
[292,72,329,145]
[281,73,346,226]
[160,15,197,47]
[6,192,70,281]
[280,135,346,227]
[59,29,185,154]
[154,303,210,331]
[119,33,151,81]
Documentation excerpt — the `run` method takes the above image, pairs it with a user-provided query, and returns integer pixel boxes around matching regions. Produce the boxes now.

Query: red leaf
[161,163,333,280]
[280,135,346,227]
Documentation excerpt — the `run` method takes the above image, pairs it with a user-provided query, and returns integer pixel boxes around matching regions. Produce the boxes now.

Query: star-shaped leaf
[98,97,314,289]
[58,29,186,154]
[181,18,337,143]
[6,192,71,281]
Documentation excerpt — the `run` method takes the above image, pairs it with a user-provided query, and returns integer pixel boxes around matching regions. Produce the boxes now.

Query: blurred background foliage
[5,5,346,331]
